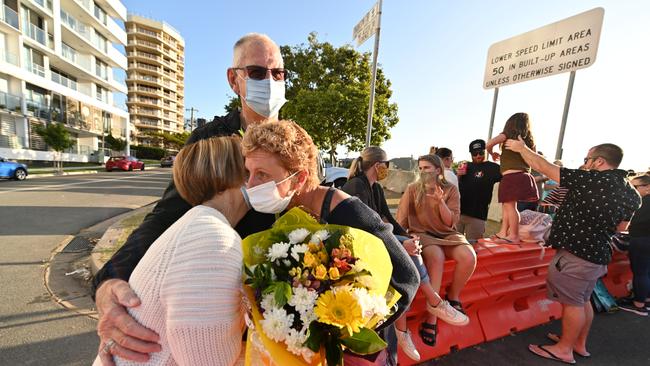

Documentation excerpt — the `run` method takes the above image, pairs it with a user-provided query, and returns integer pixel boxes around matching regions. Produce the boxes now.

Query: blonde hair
[348,146,387,179]
[173,136,246,206]
[242,120,319,189]
[415,154,447,206]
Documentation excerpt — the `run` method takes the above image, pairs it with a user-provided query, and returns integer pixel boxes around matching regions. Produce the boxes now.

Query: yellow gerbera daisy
[314,289,364,335]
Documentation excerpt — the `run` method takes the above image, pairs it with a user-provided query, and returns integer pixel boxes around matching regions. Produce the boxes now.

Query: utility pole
[185,107,198,131]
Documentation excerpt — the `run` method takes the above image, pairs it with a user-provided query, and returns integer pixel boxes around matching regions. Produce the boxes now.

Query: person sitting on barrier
[504,140,641,363]
[397,154,476,347]
[618,174,650,316]
[457,139,502,242]
[430,146,458,187]
[342,146,469,362]
[486,112,539,244]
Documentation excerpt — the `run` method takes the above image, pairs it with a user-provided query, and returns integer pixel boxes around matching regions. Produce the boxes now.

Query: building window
[96,85,107,103]
[23,46,45,77]
[93,2,107,24]
[96,59,108,80]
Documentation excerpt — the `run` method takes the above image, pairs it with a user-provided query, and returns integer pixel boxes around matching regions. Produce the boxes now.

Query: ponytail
[347,156,364,179]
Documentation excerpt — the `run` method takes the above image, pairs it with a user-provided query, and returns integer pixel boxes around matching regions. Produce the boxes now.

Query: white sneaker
[427,300,469,326]
[396,328,420,361]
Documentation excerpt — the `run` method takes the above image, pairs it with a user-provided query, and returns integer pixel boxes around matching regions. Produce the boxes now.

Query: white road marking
[0,172,170,195]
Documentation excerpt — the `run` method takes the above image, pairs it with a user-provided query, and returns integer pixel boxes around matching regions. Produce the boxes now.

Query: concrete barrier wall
[380,168,417,193]
[382,168,503,221]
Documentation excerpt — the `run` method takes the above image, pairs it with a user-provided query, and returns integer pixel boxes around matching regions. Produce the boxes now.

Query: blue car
[0,156,28,180]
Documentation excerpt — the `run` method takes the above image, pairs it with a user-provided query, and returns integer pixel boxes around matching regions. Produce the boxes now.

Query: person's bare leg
[573,302,594,356]
[495,203,509,238]
[422,245,445,324]
[532,304,582,361]
[443,245,477,301]
[503,201,520,242]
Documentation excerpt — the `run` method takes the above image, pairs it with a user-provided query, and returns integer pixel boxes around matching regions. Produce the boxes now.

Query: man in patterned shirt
[504,139,641,364]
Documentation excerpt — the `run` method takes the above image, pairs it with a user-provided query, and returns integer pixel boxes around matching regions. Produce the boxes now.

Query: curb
[43,235,99,320]
[89,203,157,276]
[30,170,100,178]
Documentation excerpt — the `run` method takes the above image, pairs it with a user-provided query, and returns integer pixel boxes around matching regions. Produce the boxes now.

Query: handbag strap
[319,187,337,224]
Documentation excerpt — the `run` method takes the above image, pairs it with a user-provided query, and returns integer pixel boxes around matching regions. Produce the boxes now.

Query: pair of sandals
[418,299,465,346]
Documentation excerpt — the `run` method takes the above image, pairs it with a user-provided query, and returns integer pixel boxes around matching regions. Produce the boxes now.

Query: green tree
[142,130,190,151]
[226,33,399,163]
[104,134,127,153]
[34,122,74,172]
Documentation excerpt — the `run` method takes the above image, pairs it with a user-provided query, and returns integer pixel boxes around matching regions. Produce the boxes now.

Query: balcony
[25,99,50,119]
[129,85,161,96]
[61,44,92,72]
[30,0,53,12]
[129,27,160,40]
[128,51,160,63]
[132,108,161,117]
[27,62,46,77]
[128,97,158,106]
[0,91,22,113]
[132,39,161,52]
[1,5,19,29]
[130,62,159,73]
[25,23,49,47]
[51,72,78,90]
[133,118,161,127]
[61,9,92,42]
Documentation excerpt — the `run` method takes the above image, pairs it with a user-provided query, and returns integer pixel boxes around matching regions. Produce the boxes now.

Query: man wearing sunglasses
[503,140,641,364]
[457,139,502,241]
[92,33,289,365]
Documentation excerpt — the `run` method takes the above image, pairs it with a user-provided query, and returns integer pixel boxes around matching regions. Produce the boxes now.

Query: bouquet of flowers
[242,208,401,366]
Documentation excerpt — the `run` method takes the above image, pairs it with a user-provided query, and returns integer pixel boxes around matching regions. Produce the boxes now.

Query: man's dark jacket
[92,110,275,293]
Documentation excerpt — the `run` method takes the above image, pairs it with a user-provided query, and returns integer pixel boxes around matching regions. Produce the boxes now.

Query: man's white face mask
[243,77,286,118]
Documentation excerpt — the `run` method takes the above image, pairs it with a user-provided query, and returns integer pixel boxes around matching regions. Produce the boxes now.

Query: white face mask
[244,171,298,214]
[243,77,287,118]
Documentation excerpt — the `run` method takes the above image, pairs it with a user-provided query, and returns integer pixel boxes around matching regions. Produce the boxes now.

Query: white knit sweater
[94,205,245,366]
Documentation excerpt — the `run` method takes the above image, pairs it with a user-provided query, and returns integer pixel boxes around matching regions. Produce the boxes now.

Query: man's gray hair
[232,33,280,67]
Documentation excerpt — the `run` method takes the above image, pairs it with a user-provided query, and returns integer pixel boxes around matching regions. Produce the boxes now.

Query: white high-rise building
[0,0,129,163]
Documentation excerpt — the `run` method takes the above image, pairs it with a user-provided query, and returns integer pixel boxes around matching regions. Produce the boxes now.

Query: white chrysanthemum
[284,328,308,357]
[267,242,290,262]
[351,287,390,319]
[309,229,330,244]
[260,308,294,343]
[288,286,318,314]
[260,293,278,312]
[299,309,317,330]
[351,287,375,319]
[369,293,390,318]
[290,244,309,261]
[288,228,311,244]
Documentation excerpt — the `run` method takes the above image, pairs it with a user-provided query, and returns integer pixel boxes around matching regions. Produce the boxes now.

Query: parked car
[106,156,145,172]
[160,155,175,168]
[0,156,28,180]
[322,166,349,188]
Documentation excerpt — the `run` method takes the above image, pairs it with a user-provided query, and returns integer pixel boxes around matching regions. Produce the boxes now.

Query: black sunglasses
[583,156,601,164]
[471,150,485,156]
[232,65,288,81]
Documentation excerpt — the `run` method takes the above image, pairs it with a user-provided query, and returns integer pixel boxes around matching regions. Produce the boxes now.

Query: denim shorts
[395,235,430,283]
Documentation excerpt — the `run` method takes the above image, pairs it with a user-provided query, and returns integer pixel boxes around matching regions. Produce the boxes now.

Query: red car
[106,156,145,172]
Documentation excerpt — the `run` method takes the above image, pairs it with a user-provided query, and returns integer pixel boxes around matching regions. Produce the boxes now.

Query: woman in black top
[342,147,468,361]
[619,175,650,315]
[241,121,419,365]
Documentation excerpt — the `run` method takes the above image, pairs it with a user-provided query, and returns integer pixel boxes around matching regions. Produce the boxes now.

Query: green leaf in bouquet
[325,334,343,366]
[323,229,346,253]
[274,282,292,307]
[248,263,273,290]
[304,322,326,352]
[340,328,387,355]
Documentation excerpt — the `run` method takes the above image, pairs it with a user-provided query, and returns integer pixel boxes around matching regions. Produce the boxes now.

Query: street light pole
[185,107,198,132]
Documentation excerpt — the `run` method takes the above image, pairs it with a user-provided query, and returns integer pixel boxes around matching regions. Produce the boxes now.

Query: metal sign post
[555,71,576,160]
[487,87,499,140]
[353,0,382,148]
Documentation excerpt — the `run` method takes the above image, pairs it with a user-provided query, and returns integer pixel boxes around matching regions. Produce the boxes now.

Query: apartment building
[0,0,129,162]
[125,14,184,147]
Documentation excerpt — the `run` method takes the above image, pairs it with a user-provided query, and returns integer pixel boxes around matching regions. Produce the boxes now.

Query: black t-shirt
[341,174,408,237]
[629,195,650,238]
[458,161,502,220]
[548,168,641,264]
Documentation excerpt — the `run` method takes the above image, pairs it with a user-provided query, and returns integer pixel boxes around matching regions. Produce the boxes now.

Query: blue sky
[123,0,649,171]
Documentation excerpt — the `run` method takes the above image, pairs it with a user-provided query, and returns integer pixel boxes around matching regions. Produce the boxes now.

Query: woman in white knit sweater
[94,136,250,366]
